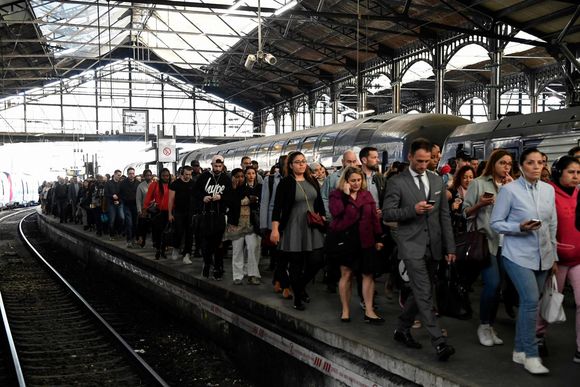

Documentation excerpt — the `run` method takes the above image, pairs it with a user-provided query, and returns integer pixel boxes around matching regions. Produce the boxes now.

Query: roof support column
[308,93,317,128]
[391,60,401,113]
[488,26,503,120]
[528,72,538,113]
[289,101,297,132]
[273,106,282,135]
[253,110,266,134]
[357,72,368,117]
[434,43,445,114]
[330,86,340,124]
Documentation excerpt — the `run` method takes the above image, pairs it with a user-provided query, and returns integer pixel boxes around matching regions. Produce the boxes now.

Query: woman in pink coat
[328,166,384,323]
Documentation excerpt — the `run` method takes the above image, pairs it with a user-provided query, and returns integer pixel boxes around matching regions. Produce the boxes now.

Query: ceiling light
[357,109,375,115]
[274,0,298,16]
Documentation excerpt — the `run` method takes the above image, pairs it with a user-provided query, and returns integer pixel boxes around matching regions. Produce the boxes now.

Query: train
[124,106,580,174]
[0,172,41,210]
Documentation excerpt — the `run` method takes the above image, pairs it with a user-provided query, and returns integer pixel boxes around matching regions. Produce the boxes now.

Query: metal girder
[287,10,549,48]
[494,0,546,19]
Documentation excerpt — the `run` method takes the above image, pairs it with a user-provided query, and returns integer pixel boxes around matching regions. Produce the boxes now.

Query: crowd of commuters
[39,143,580,372]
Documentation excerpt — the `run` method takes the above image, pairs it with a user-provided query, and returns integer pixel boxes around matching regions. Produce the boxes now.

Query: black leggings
[286,249,324,305]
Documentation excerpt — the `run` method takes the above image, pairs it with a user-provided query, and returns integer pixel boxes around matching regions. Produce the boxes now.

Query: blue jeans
[480,254,501,324]
[108,202,125,237]
[502,256,549,357]
[123,203,138,242]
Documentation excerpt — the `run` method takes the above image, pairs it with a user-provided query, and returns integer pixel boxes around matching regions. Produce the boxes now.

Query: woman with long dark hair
[143,168,171,259]
[270,151,326,310]
[536,155,580,364]
[463,149,514,346]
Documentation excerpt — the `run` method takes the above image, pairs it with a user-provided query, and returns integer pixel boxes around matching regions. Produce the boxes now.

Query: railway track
[0,209,169,386]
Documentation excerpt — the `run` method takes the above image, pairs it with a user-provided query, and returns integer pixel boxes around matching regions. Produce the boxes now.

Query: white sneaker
[477,324,494,347]
[490,327,504,345]
[512,351,526,364]
[524,357,549,374]
[182,254,192,264]
[170,249,179,260]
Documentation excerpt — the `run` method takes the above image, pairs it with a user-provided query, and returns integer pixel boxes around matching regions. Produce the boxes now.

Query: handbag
[325,198,363,257]
[540,274,566,324]
[457,218,490,267]
[436,262,472,320]
[147,201,160,216]
[295,178,326,232]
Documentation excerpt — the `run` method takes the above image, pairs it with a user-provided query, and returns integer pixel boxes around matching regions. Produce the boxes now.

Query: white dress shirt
[409,168,430,198]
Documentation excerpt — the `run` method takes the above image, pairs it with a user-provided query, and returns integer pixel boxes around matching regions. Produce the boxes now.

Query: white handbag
[540,274,566,324]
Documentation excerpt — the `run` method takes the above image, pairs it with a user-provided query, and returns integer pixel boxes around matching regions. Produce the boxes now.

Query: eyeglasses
[498,161,513,166]
[292,160,307,165]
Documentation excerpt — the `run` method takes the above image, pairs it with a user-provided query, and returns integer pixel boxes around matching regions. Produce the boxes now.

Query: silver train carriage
[180,113,470,171]
[440,106,580,167]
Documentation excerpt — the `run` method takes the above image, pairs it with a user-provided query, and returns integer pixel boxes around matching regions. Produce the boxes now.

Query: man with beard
[120,167,140,248]
[194,155,231,280]
[168,166,196,264]
[358,147,388,308]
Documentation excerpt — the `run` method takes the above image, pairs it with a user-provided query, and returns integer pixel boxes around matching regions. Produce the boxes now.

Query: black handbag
[457,218,490,268]
[436,262,471,320]
[325,198,363,257]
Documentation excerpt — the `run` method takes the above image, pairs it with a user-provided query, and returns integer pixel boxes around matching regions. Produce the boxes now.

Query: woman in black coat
[270,151,326,310]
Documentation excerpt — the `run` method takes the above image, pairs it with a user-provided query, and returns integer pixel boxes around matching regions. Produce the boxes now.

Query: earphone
[551,155,577,183]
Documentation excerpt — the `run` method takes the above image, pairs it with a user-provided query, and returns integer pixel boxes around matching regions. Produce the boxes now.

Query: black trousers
[202,231,225,272]
[273,249,290,289]
[286,249,324,305]
[56,199,67,222]
[173,211,194,255]
[151,211,169,251]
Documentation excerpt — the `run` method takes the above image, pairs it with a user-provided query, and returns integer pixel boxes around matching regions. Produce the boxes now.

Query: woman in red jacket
[536,155,580,363]
[328,166,384,323]
[143,168,171,259]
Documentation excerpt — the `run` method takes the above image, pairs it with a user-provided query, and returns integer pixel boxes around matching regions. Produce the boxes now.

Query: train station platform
[36,210,579,387]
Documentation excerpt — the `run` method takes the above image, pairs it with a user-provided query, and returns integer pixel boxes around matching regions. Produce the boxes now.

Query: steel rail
[17,211,169,387]
[0,209,30,387]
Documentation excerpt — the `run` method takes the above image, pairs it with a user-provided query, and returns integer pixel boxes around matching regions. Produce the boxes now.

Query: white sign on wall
[158,139,176,162]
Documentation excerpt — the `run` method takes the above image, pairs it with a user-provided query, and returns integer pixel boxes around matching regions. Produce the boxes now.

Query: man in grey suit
[383,138,456,361]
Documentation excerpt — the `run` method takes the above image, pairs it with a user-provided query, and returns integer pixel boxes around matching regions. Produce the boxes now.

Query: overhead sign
[158,139,176,162]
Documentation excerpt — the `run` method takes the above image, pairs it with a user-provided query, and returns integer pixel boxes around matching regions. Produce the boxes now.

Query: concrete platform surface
[37,211,580,387]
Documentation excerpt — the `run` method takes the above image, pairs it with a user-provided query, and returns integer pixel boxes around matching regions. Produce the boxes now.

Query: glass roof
[31,0,292,70]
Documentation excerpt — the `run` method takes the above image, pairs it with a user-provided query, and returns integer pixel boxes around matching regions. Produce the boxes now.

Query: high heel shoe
[364,314,385,324]
[340,317,351,323]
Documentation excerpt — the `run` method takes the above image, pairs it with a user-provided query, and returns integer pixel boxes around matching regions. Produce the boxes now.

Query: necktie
[417,174,426,199]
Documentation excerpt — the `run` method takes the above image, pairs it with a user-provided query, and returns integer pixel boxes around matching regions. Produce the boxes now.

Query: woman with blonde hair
[328,166,384,322]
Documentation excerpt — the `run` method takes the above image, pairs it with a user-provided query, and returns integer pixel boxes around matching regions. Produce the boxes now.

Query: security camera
[263,53,277,66]
[244,54,257,70]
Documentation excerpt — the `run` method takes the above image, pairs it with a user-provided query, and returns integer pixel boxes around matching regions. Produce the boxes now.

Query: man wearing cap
[194,154,232,279]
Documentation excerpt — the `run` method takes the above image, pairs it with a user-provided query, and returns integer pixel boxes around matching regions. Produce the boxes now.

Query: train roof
[448,106,580,142]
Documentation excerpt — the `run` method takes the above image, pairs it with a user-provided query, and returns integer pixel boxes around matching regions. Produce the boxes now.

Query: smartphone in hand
[427,200,436,205]
[483,191,494,198]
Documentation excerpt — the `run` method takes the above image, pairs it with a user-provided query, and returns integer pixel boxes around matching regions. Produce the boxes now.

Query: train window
[318,132,338,153]
[472,144,484,161]
[301,136,319,162]
[223,149,235,166]
[268,140,285,167]
[283,138,301,153]
[234,147,250,162]
[354,129,376,146]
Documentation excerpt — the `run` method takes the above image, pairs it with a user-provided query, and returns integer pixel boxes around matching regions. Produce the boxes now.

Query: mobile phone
[529,218,541,224]
[483,191,494,198]
[427,200,436,205]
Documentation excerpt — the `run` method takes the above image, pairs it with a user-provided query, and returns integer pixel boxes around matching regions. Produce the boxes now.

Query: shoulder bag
[296,179,326,232]
[457,218,490,268]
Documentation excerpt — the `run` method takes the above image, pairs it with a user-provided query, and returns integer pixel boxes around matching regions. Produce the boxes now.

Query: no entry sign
[158,139,176,162]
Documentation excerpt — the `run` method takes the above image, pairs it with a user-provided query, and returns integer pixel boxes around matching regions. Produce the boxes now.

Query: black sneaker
[574,350,580,363]
[202,265,210,279]
[213,270,223,281]
[435,343,455,361]
[537,336,548,357]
